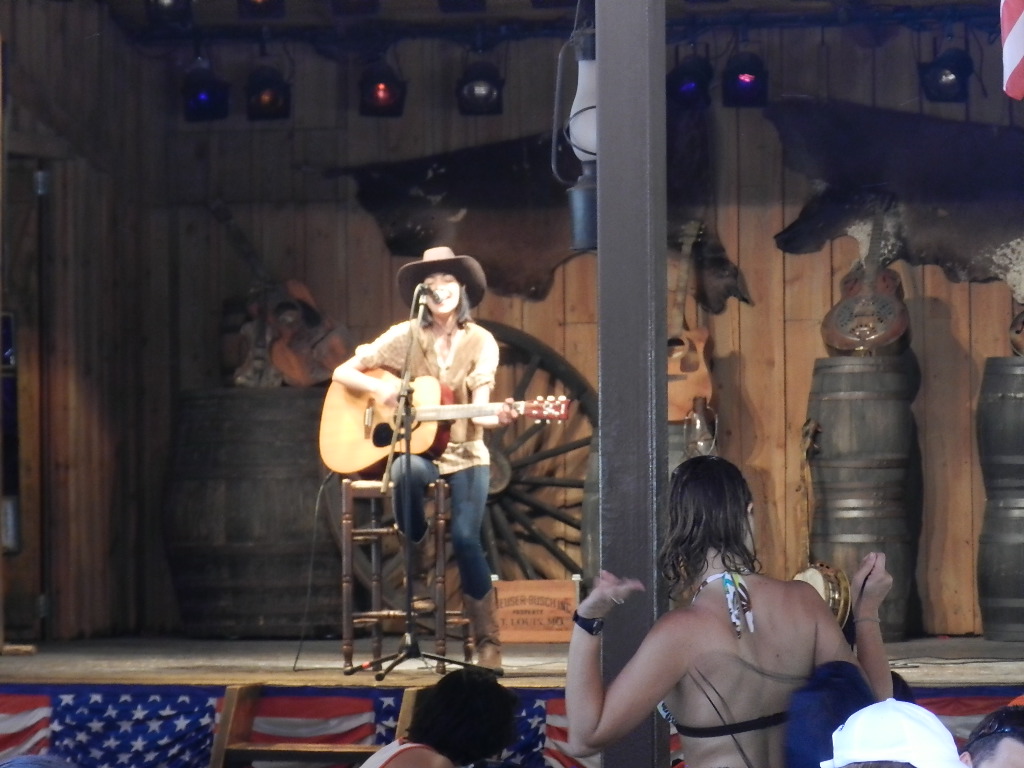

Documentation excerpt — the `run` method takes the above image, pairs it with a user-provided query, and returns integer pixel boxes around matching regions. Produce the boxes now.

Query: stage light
[181,58,230,122]
[237,0,285,19]
[144,0,192,25]
[919,48,973,103]
[456,62,504,115]
[439,0,486,11]
[666,55,713,109]
[246,65,291,120]
[359,62,407,117]
[722,52,768,108]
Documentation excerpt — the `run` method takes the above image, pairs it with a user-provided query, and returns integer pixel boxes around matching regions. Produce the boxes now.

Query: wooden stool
[339,478,471,673]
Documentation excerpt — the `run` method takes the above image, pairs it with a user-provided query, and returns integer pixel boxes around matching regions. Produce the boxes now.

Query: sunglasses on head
[963,707,1024,753]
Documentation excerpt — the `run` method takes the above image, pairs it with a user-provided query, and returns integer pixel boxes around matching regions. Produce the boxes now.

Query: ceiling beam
[103,1,999,50]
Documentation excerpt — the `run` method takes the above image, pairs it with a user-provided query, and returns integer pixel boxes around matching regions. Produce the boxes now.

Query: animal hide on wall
[327,114,751,313]
[768,98,1024,307]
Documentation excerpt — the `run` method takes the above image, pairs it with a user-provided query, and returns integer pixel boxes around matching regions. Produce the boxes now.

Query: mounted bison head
[327,120,752,313]
[333,134,574,300]
[775,185,907,268]
[767,98,1024,320]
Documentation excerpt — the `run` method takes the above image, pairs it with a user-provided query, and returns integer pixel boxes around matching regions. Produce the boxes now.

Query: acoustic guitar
[319,369,571,474]
[266,279,350,388]
[667,226,714,423]
[821,264,909,355]
[209,201,350,387]
[821,207,910,355]
[666,327,713,423]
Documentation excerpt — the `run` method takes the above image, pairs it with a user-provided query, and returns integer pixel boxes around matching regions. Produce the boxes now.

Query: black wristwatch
[573,610,605,636]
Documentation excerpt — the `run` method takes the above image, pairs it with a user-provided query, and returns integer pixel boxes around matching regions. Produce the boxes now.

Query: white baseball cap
[820,698,964,768]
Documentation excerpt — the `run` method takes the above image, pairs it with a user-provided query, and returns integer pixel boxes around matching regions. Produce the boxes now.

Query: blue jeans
[390,455,493,600]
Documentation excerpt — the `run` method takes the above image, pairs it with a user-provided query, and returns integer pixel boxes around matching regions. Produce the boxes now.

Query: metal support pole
[594,0,667,767]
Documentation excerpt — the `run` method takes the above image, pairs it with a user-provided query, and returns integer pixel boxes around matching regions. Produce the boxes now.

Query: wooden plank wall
[156,26,1019,637]
[0,1,167,639]
[697,25,1017,636]
[1,2,1020,637]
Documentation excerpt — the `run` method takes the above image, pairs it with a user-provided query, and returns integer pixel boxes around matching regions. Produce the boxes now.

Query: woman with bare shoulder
[566,455,893,768]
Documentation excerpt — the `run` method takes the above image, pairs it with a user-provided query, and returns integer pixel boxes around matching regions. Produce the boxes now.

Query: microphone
[420,284,444,304]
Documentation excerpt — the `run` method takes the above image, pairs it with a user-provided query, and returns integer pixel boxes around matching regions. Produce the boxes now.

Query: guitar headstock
[520,396,571,422]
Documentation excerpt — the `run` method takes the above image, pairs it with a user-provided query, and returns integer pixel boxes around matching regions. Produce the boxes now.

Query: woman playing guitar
[331,247,518,672]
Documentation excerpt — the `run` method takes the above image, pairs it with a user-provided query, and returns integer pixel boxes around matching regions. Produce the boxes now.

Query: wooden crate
[494,579,578,643]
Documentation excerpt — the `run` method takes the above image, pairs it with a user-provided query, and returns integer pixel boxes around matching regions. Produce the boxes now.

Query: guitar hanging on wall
[667,224,715,422]
[319,368,572,475]
[821,205,910,356]
[208,200,351,387]
[667,326,713,423]
[667,223,718,458]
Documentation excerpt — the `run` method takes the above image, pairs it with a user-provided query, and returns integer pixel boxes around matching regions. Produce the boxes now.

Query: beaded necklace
[691,570,754,638]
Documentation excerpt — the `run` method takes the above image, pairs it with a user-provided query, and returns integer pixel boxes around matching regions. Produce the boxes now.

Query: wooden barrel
[806,354,921,641]
[163,388,341,638]
[976,357,1024,641]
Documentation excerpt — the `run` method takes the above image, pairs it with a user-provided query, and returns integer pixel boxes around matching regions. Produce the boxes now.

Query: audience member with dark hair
[821,698,965,768]
[361,667,520,768]
[959,705,1024,768]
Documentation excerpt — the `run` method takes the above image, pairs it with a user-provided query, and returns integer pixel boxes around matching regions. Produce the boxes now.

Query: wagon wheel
[344,320,596,613]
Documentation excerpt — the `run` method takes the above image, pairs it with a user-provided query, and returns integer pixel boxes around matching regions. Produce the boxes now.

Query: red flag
[0,693,50,757]
[1002,0,1024,99]
[240,691,379,746]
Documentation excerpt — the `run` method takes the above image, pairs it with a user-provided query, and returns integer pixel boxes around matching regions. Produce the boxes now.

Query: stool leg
[368,496,384,671]
[463,621,474,663]
[341,480,355,670]
[432,481,448,673]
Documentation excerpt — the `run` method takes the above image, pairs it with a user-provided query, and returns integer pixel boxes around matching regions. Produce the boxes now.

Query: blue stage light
[667,56,713,109]
[181,60,230,122]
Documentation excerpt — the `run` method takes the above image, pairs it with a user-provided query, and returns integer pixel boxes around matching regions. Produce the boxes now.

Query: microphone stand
[345,284,488,681]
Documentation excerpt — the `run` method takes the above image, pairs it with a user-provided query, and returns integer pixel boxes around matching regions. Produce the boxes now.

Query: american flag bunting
[1002,0,1024,99]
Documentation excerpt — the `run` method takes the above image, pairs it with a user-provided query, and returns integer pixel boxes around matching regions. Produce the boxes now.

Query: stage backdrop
[1,2,1022,639]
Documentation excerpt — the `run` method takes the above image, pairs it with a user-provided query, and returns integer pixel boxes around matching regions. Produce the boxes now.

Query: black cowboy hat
[396,246,487,307]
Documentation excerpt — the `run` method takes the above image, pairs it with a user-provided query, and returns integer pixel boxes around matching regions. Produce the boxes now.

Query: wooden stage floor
[1,634,1023,690]
[0,634,1023,766]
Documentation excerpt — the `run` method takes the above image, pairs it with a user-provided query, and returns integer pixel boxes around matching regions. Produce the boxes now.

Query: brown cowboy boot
[397,530,436,614]
[463,590,503,672]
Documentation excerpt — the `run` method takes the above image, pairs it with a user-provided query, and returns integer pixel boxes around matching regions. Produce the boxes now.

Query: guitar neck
[413,402,519,422]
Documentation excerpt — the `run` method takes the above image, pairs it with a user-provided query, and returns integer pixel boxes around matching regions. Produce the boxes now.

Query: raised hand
[577,570,646,618]
[852,551,893,619]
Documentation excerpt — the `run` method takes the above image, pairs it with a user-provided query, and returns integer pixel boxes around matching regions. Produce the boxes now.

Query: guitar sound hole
[372,423,394,448]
